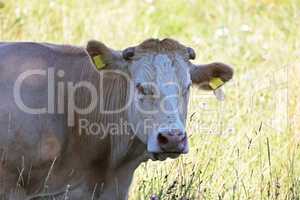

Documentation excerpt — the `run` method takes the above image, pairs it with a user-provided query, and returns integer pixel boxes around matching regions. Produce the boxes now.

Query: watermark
[13,68,189,127]
[77,117,207,138]
[11,65,289,138]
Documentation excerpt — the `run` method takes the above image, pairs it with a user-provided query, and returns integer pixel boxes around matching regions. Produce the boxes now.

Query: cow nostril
[157,133,169,145]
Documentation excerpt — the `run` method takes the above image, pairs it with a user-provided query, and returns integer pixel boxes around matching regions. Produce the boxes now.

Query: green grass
[1,0,300,199]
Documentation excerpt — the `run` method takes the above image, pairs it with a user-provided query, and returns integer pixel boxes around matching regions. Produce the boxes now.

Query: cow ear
[86,40,124,70]
[190,62,233,90]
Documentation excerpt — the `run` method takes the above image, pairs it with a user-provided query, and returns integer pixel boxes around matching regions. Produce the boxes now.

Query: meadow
[1,0,300,199]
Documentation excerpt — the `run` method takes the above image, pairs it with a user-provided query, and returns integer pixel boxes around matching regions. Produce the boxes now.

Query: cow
[0,38,233,200]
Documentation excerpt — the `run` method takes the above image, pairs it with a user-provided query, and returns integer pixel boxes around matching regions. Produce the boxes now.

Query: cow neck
[77,64,136,169]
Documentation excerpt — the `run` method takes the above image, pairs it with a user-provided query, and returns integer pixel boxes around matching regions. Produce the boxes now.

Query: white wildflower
[214,27,229,38]
[240,24,251,32]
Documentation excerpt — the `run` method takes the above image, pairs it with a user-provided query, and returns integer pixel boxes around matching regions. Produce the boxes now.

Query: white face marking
[128,52,192,153]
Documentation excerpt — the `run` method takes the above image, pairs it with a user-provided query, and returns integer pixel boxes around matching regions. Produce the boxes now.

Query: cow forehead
[154,55,185,91]
[131,53,191,89]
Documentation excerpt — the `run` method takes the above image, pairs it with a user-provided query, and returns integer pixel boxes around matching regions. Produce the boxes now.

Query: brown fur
[0,39,233,200]
[136,38,188,52]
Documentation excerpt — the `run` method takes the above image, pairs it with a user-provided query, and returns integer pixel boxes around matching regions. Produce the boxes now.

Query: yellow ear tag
[93,55,105,69]
[209,77,224,90]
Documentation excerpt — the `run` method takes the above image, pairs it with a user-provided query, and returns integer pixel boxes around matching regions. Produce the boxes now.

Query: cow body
[0,42,146,199]
[0,39,233,200]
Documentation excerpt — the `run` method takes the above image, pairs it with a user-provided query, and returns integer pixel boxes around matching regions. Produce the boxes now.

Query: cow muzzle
[147,129,189,154]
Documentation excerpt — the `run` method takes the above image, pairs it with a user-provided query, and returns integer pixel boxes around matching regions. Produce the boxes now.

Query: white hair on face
[132,54,155,84]
[127,51,191,151]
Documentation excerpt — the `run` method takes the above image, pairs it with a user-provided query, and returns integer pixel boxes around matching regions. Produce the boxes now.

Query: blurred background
[0,0,300,199]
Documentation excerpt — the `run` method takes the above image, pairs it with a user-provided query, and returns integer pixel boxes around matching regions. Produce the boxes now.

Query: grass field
[1,0,300,199]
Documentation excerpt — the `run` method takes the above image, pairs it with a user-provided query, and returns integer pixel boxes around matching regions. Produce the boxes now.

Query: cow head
[87,38,233,160]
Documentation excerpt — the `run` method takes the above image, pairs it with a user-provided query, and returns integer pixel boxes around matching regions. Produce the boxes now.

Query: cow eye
[136,83,154,96]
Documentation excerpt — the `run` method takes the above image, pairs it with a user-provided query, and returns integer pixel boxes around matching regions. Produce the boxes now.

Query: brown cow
[0,38,233,200]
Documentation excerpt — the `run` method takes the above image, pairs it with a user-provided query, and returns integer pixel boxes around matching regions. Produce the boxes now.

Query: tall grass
[1,0,300,199]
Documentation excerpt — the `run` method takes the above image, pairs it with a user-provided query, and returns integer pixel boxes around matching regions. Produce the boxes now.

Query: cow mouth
[151,152,181,161]
[150,139,189,160]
